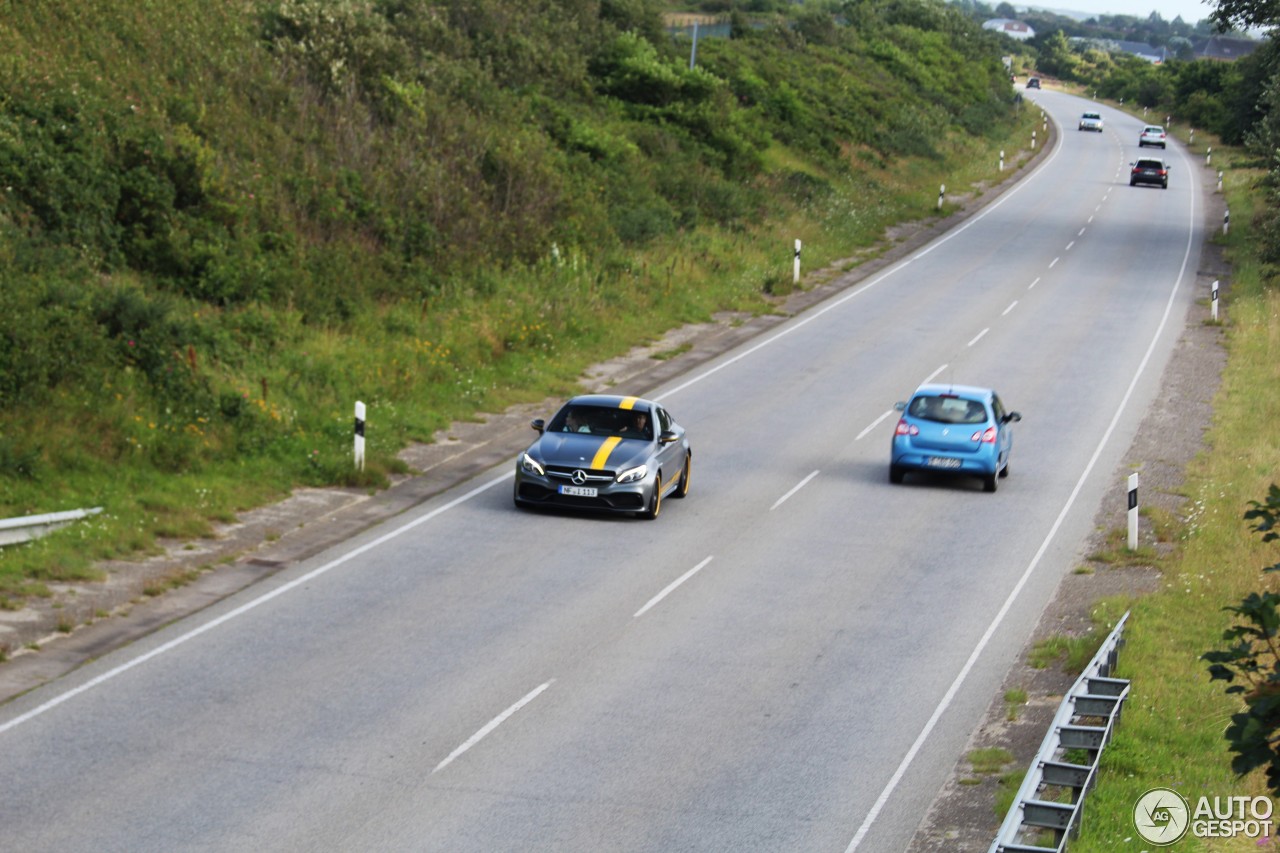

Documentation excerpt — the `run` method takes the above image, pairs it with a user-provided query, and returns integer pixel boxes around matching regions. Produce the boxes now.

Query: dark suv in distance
[1026,77,1041,89]
[1130,158,1170,189]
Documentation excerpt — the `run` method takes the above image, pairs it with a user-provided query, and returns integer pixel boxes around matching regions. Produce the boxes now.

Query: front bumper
[514,469,652,513]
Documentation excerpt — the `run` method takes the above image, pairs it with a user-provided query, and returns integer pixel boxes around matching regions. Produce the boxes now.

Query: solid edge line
[634,556,714,618]
[844,134,1199,853]
[0,472,515,736]
[432,680,554,774]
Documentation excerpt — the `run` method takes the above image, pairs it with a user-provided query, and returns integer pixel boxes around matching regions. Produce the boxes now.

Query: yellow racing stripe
[591,435,622,470]
[618,396,639,410]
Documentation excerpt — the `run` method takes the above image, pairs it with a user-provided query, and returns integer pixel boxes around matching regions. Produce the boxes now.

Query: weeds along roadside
[0,106,1044,612]
[1064,136,1280,849]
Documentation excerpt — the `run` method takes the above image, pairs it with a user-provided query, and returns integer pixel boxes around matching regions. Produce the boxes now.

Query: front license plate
[559,485,598,497]
[926,457,962,469]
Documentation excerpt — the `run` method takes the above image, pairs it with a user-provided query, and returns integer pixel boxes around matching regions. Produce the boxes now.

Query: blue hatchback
[889,384,1021,493]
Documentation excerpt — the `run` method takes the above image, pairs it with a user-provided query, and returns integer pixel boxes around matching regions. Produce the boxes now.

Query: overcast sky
[1027,0,1218,25]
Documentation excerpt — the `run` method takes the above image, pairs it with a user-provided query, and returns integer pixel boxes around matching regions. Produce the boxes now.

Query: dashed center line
[433,681,554,774]
[771,470,820,510]
[967,328,989,347]
[634,556,714,618]
[858,409,896,441]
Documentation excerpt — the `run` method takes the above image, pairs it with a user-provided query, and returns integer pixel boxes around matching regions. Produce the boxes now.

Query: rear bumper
[891,440,999,476]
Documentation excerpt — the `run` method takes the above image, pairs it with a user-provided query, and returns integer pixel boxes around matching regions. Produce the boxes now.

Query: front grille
[545,465,614,483]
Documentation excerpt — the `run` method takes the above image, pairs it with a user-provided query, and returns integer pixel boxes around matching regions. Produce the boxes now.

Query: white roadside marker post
[355,401,366,471]
[1127,473,1139,551]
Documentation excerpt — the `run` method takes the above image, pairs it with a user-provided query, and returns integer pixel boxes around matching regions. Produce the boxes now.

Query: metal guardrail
[990,611,1131,853]
[0,507,103,547]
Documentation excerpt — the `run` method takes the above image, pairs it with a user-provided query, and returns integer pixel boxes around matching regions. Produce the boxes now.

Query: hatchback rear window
[908,395,987,424]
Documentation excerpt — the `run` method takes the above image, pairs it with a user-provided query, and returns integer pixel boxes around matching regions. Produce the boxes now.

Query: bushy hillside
[0,0,1023,596]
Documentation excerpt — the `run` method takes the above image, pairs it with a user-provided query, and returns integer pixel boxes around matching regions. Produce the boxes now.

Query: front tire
[640,474,663,519]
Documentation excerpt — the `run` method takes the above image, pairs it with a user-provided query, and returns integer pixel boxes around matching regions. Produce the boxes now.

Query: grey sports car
[513,394,691,519]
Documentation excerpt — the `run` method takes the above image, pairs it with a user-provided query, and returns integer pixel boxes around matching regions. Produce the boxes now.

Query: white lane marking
[0,472,514,736]
[635,556,714,618]
[1078,227,1086,237]
[1065,241,1075,251]
[845,136,1200,853]
[432,681,554,774]
[1002,301,1018,316]
[1049,257,1060,268]
[967,328,989,347]
[923,364,949,384]
[1028,277,1040,290]
[1088,215,1094,224]
[771,471,820,511]
[857,410,896,441]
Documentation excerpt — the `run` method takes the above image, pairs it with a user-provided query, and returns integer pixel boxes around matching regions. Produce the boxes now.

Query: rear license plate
[559,485,598,497]
[926,457,962,469]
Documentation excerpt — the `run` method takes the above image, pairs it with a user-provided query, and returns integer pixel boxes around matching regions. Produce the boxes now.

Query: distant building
[1113,40,1167,62]
[1072,34,1260,63]
[983,18,1036,40]
[1192,35,1261,60]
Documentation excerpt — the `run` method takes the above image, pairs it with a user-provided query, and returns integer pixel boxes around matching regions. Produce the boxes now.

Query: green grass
[1004,688,1029,721]
[970,747,1016,775]
[1068,144,1280,850]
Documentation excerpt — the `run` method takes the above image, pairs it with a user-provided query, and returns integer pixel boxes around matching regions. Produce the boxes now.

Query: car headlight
[616,464,648,484]
[519,452,545,476]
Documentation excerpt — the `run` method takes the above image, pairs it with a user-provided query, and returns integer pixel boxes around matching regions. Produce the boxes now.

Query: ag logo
[1134,787,1190,845]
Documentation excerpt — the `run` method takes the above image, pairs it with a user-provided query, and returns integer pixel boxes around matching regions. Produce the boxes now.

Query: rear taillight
[896,419,919,436]
[971,427,997,443]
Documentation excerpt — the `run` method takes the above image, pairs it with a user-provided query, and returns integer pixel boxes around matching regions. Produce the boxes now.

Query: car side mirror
[531,418,546,433]
[658,430,678,445]
[1004,412,1022,423]
[894,401,907,412]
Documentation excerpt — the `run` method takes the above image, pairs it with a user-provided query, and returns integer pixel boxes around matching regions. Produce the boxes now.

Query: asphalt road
[0,89,1204,852]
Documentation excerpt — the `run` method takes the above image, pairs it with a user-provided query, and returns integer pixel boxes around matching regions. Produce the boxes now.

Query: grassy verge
[1066,136,1280,848]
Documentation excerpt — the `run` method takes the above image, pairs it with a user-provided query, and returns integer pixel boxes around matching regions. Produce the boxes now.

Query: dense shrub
[0,0,1024,517]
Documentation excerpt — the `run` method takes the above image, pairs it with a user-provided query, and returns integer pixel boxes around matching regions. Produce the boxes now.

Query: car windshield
[550,404,652,439]
[1083,113,1100,119]
[1136,160,1163,169]
[907,395,988,425]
